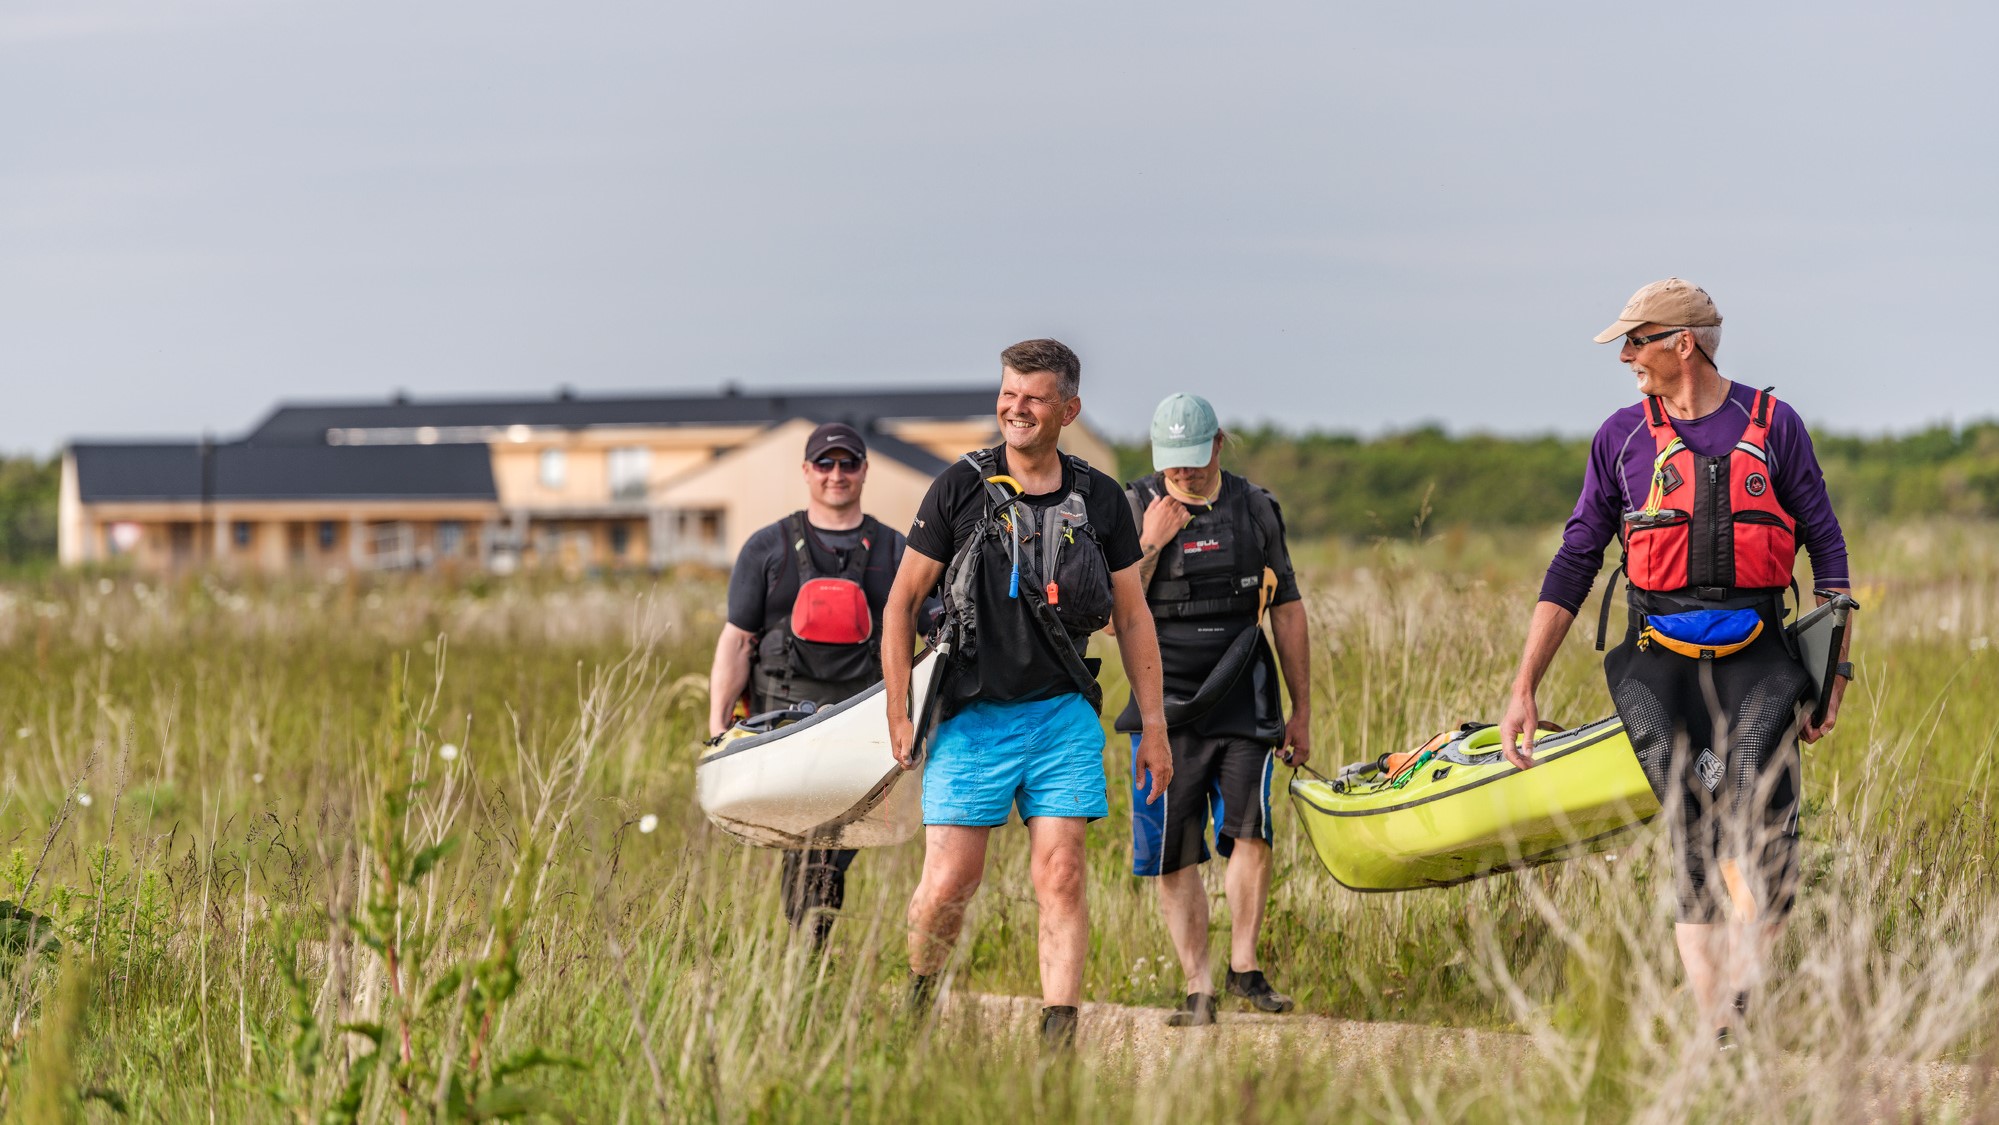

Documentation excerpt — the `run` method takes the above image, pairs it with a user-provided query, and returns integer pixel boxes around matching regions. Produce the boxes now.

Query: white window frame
[538,448,567,490]
[607,446,651,502]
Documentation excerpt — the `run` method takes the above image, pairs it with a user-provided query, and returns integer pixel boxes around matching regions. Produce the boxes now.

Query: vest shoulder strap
[1643,395,1672,437]
[781,511,813,580]
[1748,386,1778,435]
[1239,478,1286,543]
[1061,453,1094,498]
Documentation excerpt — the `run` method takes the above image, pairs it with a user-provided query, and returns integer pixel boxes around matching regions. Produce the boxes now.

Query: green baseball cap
[1150,393,1220,471]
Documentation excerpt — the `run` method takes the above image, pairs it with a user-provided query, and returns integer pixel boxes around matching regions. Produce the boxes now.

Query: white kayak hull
[695,650,941,849]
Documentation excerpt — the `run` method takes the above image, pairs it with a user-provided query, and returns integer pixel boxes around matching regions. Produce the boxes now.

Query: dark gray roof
[245,385,997,445]
[71,443,498,503]
[859,429,951,475]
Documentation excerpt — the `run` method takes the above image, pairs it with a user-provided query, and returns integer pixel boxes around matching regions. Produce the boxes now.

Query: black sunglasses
[1625,328,1684,349]
[811,455,863,473]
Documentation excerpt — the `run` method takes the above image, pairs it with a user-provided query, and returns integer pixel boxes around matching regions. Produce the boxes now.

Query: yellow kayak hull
[1289,717,1659,892]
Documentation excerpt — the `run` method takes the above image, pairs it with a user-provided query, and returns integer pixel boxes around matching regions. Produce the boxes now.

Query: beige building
[60,386,1118,575]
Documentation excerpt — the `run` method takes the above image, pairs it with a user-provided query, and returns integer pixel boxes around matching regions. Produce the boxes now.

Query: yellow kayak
[1289,717,1659,892]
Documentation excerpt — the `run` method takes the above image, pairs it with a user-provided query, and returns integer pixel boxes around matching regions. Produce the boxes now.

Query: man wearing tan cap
[1498,278,1856,1049]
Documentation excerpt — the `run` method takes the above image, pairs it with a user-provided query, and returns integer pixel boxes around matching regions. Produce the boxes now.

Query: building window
[610,522,630,557]
[232,521,253,548]
[318,521,338,550]
[437,521,463,557]
[539,448,567,490]
[607,447,650,502]
[107,523,142,555]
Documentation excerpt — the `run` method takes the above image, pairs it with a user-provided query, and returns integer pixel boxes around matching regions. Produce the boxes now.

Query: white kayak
[695,648,943,849]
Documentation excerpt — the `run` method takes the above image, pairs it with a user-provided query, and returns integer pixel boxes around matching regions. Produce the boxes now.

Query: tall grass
[0,528,1993,1120]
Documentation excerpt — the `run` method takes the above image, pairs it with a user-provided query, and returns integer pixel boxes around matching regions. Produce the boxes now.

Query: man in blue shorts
[1499,278,1856,1048]
[884,338,1172,1050]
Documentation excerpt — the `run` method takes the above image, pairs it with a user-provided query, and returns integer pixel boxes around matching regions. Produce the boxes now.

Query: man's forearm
[1270,600,1312,716]
[1512,601,1577,693]
[882,593,916,716]
[1137,542,1163,590]
[1114,604,1167,729]
[708,630,753,734]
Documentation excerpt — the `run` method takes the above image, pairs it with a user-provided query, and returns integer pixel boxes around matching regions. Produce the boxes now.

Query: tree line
[6,421,1997,571]
[1113,420,1999,538]
[0,456,57,569]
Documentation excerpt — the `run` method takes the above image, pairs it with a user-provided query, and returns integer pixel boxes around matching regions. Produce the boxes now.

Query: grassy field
[1,522,1997,1121]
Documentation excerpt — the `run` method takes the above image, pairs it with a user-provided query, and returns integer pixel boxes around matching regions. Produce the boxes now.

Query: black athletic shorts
[1605,613,1811,925]
[1129,730,1276,876]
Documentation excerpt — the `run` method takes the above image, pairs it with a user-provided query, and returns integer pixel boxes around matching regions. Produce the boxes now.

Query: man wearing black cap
[708,421,910,948]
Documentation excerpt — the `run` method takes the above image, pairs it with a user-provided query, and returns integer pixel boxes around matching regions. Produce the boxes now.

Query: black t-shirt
[726,519,905,634]
[1122,472,1300,740]
[908,448,1143,709]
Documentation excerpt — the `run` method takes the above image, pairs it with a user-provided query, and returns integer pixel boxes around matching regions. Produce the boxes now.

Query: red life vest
[1620,388,1797,595]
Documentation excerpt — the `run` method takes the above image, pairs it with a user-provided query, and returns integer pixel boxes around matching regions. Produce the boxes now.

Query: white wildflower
[439,744,460,762]
[1972,636,1990,653]
[14,727,28,740]
[638,814,659,834]
[252,773,265,785]
[97,578,114,595]
[77,792,93,807]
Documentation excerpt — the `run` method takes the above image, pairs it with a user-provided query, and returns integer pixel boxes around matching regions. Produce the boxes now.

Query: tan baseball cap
[1593,277,1722,343]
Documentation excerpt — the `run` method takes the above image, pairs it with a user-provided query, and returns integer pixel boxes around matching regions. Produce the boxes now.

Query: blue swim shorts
[1129,731,1276,877]
[922,693,1109,826]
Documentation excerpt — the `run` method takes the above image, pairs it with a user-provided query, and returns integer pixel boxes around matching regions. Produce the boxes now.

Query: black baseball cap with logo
[804,422,868,461]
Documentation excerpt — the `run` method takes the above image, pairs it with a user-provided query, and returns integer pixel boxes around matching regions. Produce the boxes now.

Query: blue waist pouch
[1646,607,1762,646]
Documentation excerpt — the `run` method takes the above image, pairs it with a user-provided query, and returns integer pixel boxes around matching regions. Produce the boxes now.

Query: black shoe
[1165,993,1218,1028]
[1225,969,1294,1014]
[1716,1027,1736,1052]
[1040,1005,1079,1051]
[906,973,938,1017]
[1733,990,1749,1017]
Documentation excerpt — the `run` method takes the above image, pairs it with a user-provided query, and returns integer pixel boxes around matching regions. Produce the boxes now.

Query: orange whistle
[1045,581,1060,605]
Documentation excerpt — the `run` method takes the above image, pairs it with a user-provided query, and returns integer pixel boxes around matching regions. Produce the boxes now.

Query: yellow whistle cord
[1162,477,1222,509]
[1641,439,1684,517]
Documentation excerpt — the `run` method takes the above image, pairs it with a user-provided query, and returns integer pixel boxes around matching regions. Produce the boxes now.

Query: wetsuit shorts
[1129,730,1276,877]
[922,693,1109,826]
[1605,610,1812,925]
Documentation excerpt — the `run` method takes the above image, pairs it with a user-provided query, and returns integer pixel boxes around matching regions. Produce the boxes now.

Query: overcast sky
[3,2,1991,454]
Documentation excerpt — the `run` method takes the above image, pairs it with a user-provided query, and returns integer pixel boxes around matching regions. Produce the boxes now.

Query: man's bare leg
[1223,838,1272,972]
[1675,922,1727,1030]
[1027,816,1089,1007]
[1155,865,1213,994]
[908,825,992,978]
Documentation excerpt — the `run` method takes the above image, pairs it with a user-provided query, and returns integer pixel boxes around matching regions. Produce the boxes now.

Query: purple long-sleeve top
[1538,380,1851,613]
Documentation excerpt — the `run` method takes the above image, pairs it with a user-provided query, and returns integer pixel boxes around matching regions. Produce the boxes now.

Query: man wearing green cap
[1120,392,1313,1026]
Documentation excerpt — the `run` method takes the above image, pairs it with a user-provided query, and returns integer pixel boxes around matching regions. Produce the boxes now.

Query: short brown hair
[999,339,1081,399]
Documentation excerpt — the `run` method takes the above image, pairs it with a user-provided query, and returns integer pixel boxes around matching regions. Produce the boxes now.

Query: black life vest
[751,512,894,709]
[1128,471,1269,620]
[1116,472,1283,739]
[1621,388,1798,597]
[934,446,1116,714]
